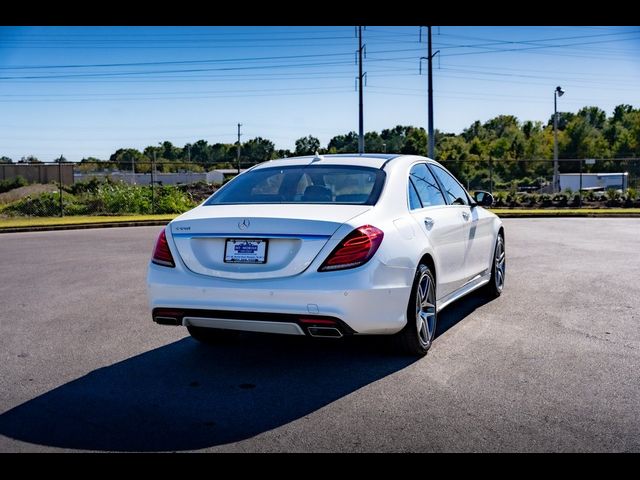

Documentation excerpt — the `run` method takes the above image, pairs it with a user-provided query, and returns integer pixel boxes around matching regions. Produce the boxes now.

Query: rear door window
[409,163,446,208]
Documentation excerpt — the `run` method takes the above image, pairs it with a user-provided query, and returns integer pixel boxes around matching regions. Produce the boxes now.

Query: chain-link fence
[433,157,639,208]
[1,158,639,218]
[0,161,227,218]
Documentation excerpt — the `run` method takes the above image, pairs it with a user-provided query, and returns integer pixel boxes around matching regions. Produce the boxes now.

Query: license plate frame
[224,238,268,264]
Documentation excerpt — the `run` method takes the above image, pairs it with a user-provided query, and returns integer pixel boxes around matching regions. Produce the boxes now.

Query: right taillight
[319,225,384,272]
[151,228,175,268]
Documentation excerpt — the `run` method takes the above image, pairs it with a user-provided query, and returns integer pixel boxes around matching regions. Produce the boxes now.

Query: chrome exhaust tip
[154,316,181,326]
[307,326,343,338]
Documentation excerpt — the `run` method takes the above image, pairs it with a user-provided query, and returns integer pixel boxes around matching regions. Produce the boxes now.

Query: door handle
[424,217,435,229]
[462,211,470,221]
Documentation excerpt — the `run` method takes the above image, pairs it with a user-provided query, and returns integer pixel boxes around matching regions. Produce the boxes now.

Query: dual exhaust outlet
[152,308,344,338]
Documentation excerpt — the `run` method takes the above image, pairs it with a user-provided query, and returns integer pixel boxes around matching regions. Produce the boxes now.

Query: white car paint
[147,154,503,337]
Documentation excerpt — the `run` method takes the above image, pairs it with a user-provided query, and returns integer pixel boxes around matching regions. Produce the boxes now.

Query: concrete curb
[494,213,640,218]
[0,220,169,234]
[1,213,639,234]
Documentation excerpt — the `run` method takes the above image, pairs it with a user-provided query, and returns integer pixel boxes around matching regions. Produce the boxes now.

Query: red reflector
[319,225,384,272]
[299,318,337,325]
[152,228,175,267]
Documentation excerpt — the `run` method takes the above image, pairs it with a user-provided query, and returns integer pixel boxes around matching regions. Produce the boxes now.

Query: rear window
[205,165,386,205]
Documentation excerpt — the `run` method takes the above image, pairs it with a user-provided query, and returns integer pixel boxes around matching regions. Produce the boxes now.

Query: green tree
[294,135,321,156]
[364,132,385,153]
[403,128,427,155]
[19,155,41,163]
[274,148,292,158]
[159,141,182,161]
[110,148,146,172]
[483,115,519,139]
[547,111,575,130]
[563,115,610,160]
[0,156,13,163]
[210,143,233,166]
[242,137,274,166]
[328,131,358,153]
[462,120,486,142]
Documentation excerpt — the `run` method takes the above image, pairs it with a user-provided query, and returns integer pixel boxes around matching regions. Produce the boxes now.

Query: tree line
[3,104,638,190]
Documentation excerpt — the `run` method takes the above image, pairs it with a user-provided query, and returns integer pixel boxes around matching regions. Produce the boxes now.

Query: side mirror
[473,191,494,207]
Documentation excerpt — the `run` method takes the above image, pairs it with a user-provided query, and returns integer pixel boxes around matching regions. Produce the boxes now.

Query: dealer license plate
[224,239,268,264]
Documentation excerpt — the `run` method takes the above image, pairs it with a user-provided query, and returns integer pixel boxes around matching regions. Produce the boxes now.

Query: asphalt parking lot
[0,218,638,452]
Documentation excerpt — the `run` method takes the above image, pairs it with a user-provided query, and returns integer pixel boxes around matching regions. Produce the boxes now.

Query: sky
[0,25,639,162]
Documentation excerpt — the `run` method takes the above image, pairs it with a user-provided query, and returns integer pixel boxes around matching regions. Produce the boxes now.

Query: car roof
[251,153,407,170]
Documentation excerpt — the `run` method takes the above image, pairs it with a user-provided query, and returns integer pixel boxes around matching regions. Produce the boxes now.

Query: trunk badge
[238,219,250,230]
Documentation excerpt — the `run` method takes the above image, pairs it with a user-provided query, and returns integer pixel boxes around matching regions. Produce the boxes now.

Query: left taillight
[318,225,384,272]
[151,228,175,267]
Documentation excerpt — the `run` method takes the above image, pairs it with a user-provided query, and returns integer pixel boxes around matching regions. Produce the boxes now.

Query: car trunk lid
[169,204,370,279]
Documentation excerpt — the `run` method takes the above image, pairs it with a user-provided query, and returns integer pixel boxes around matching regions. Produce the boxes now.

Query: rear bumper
[147,259,414,335]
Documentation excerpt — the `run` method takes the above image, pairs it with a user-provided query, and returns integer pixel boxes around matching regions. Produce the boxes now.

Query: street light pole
[553,86,564,193]
[419,26,439,160]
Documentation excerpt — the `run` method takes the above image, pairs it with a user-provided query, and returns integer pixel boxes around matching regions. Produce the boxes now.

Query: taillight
[151,228,175,267]
[319,225,384,272]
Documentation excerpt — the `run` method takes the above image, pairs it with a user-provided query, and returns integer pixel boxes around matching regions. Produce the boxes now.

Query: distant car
[147,154,504,356]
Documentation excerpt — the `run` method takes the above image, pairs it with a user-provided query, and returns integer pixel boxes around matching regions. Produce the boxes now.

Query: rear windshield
[205,165,386,205]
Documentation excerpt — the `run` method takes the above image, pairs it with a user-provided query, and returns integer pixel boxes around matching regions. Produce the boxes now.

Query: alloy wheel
[416,271,437,347]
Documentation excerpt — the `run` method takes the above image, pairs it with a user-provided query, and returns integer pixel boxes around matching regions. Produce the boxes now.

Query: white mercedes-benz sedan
[147,153,504,356]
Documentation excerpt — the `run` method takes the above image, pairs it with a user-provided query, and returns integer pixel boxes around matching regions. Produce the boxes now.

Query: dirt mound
[0,184,59,204]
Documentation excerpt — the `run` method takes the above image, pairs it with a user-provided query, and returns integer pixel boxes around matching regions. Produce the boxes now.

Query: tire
[484,233,505,298]
[393,264,437,357]
[187,325,238,344]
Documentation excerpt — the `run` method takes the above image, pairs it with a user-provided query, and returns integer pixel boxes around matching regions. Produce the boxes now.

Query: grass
[1,208,639,231]
[0,214,177,228]
[490,208,640,216]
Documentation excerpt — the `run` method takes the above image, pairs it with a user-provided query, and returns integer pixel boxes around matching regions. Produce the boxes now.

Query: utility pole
[420,26,439,160]
[357,26,366,154]
[236,123,242,174]
[58,154,63,217]
[151,151,156,214]
[427,26,435,159]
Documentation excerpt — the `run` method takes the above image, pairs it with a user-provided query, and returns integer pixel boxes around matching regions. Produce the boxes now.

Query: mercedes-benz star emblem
[238,219,250,230]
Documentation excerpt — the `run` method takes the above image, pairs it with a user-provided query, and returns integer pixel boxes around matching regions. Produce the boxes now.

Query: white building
[559,172,628,192]
[74,170,225,186]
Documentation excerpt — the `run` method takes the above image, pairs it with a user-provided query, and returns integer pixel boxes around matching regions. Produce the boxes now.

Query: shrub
[65,177,113,195]
[4,191,86,216]
[94,183,151,214]
[539,193,552,207]
[3,181,199,216]
[153,185,197,214]
[626,187,637,201]
[493,191,507,207]
[0,176,28,194]
[605,188,620,201]
[552,194,568,207]
[506,191,520,207]
[570,194,581,207]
